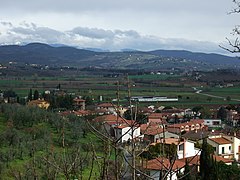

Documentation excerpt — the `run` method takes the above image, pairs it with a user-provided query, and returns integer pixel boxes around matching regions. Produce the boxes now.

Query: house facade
[146,157,185,180]
[204,119,222,128]
[114,125,141,143]
[207,135,233,159]
[167,119,204,133]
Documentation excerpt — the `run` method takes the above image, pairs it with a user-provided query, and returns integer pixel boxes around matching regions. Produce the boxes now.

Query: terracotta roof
[167,127,181,134]
[94,114,125,122]
[151,138,184,146]
[168,119,204,129]
[94,114,137,127]
[73,98,85,102]
[208,137,232,145]
[182,130,210,140]
[148,113,163,118]
[59,111,72,116]
[98,103,115,108]
[146,157,185,171]
[179,155,233,165]
[144,127,164,136]
[73,110,92,116]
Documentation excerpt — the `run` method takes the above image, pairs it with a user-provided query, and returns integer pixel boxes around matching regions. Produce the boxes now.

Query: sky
[0,0,239,54]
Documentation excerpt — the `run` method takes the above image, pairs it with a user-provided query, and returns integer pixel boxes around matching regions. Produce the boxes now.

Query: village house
[232,114,240,127]
[73,97,86,110]
[97,102,116,113]
[114,124,141,143]
[72,110,92,117]
[204,119,222,129]
[207,135,233,160]
[141,123,179,143]
[178,154,233,174]
[94,114,141,142]
[182,130,210,144]
[227,109,238,124]
[147,113,167,125]
[207,133,240,161]
[146,157,185,180]
[167,119,205,133]
[150,138,200,159]
[27,99,50,109]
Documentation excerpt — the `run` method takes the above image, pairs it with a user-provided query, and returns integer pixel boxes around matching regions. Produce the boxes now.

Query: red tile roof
[144,127,164,136]
[208,137,232,145]
[168,119,204,129]
[94,114,137,127]
[148,113,163,118]
[73,110,92,116]
[73,98,85,102]
[146,157,185,171]
[150,138,184,146]
[98,103,115,108]
[179,155,233,165]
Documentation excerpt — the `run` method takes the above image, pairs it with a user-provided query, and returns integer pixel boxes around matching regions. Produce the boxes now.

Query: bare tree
[220,0,240,53]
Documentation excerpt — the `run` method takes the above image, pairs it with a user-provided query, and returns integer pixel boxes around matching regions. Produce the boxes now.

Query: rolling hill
[0,43,239,70]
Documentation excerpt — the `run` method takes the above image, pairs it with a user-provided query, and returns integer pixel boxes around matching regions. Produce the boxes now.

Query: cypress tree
[33,90,39,100]
[28,88,33,101]
[183,159,192,180]
[200,138,217,180]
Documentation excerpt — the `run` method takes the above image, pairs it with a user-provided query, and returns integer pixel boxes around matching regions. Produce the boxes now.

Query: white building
[146,157,185,180]
[204,119,222,128]
[114,125,141,143]
[207,135,233,159]
[153,138,200,159]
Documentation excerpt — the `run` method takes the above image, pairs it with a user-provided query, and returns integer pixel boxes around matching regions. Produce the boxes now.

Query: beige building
[28,99,50,109]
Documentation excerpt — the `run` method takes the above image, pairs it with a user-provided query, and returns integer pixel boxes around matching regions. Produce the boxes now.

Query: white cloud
[0,21,228,55]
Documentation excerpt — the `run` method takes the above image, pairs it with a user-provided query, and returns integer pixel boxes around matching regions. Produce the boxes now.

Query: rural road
[193,87,240,102]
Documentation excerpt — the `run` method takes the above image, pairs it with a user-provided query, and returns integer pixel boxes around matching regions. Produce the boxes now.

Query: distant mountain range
[0,43,239,70]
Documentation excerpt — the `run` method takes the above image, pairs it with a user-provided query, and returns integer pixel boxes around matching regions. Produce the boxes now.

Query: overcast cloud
[0,0,238,54]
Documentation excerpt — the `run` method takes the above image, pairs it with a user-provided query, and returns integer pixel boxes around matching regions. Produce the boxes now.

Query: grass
[129,74,182,80]
[0,116,6,133]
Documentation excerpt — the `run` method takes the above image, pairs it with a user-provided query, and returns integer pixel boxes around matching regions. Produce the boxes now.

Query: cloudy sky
[0,0,238,54]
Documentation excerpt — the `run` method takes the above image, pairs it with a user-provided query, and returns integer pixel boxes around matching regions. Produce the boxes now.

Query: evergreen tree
[28,89,33,101]
[183,159,192,180]
[217,106,227,120]
[33,90,39,100]
[200,138,217,180]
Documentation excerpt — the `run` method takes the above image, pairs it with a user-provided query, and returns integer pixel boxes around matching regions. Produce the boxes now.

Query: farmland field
[1,68,240,107]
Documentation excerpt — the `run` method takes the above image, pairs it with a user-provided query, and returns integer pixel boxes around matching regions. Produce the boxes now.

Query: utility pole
[127,74,136,180]
[115,81,120,180]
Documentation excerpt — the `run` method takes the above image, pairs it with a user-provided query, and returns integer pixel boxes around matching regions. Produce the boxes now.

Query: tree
[220,0,240,53]
[207,97,212,102]
[226,96,231,101]
[123,109,147,124]
[200,138,216,180]
[28,89,33,101]
[33,90,39,100]
[3,90,17,98]
[217,106,227,120]
[83,96,93,106]
[182,159,192,180]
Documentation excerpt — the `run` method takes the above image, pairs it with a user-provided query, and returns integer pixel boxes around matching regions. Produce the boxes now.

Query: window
[222,147,225,154]
[213,121,220,125]
[229,146,231,151]
[179,144,184,151]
